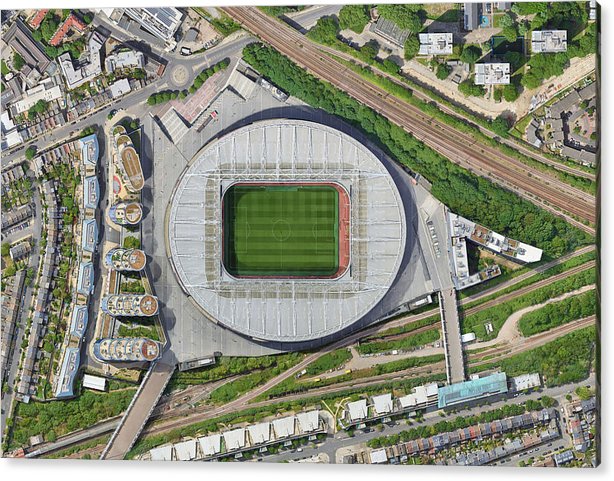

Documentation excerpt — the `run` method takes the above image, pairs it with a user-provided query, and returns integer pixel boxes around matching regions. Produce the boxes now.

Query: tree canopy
[338,4,370,33]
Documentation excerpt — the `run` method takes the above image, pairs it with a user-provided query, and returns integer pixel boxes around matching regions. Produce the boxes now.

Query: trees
[404,36,420,60]
[360,39,380,61]
[12,52,25,71]
[460,45,482,64]
[1,243,10,257]
[338,4,370,33]
[306,16,339,45]
[241,43,591,259]
[436,62,452,80]
[490,115,510,137]
[25,146,37,160]
[502,83,520,102]
[123,236,141,249]
[377,4,424,33]
[458,78,485,97]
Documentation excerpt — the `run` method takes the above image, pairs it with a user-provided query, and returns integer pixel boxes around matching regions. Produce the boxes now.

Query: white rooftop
[347,399,368,421]
[296,410,320,433]
[247,422,271,444]
[82,374,106,391]
[223,428,246,450]
[475,63,510,85]
[174,439,197,461]
[372,393,393,415]
[370,448,388,463]
[418,32,453,55]
[272,416,296,438]
[150,444,173,461]
[198,433,221,457]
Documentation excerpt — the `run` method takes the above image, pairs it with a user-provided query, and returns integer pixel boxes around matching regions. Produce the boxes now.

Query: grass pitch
[223,184,339,277]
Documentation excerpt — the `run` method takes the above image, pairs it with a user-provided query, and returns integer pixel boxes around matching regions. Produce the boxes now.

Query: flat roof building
[532,30,567,53]
[247,423,271,445]
[370,16,410,47]
[77,261,95,296]
[418,33,453,55]
[198,434,221,457]
[174,439,197,461]
[109,78,131,98]
[10,83,62,115]
[83,175,100,210]
[150,445,173,461]
[80,133,99,166]
[272,416,296,438]
[123,7,183,43]
[464,2,480,31]
[223,428,246,451]
[83,374,107,391]
[81,218,98,253]
[347,399,368,422]
[58,31,105,90]
[296,410,321,433]
[54,347,80,398]
[372,393,394,415]
[105,50,145,73]
[70,305,88,339]
[475,63,510,85]
[438,372,508,409]
[510,373,541,392]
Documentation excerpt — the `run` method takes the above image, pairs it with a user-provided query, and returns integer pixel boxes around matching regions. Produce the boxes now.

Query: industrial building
[475,63,510,85]
[101,294,159,317]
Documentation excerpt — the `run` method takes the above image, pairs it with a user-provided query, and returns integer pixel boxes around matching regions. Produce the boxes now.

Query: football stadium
[167,118,415,344]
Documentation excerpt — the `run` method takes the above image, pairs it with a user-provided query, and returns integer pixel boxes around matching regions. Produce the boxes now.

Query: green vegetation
[1,59,10,75]
[259,6,305,17]
[435,62,452,80]
[518,289,596,336]
[12,52,25,71]
[357,328,440,355]
[367,398,555,449]
[404,36,420,60]
[28,99,49,119]
[8,389,135,449]
[575,385,594,401]
[168,355,304,391]
[458,78,486,97]
[223,184,339,277]
[307,15,340,44]
[305,349,352,375]
[260,354,445,400]
[44,435,110,459]
[462,267,595,339]
[148,59,230,105]
[132,375,448,459]
[25,146,37,160]
[117,324,160,341]
[460,44,482,64]
[377,4,425,33]
[1,243,10,257]
[362,314,440,342]
[208,353,302,404]
[338,4,370,33]
[242,43,591,257]
[473,326,596,387]
[122,237,140,249]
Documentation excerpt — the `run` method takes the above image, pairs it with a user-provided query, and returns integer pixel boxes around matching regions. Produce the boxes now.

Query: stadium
[167,118,418,345]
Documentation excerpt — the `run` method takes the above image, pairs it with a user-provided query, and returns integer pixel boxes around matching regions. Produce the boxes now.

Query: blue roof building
[77,261,94,296]
[438,372,508,409]
[83,175,100,210]
[80,134,99,167]
[81,218,98,253]
[54,347,80,398]
[70,305,89,339]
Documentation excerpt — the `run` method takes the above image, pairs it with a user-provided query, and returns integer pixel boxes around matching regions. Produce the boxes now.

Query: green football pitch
[222,184,340,277]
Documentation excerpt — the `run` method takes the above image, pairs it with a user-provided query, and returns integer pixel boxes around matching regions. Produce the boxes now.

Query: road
[221,7,596,230]
[282,5,343,31]
[252,376,595,464]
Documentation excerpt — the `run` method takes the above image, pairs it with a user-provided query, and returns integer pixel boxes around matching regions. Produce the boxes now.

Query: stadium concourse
[165,118,446,347]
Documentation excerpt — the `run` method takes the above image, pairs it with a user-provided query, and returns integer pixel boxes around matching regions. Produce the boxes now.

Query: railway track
[222,7,596,230]
[314,43,596,182]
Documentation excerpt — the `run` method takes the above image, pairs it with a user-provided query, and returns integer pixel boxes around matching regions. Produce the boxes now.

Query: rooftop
[475,63,510,85]
[532,30,567,53]
[438,372,508,408]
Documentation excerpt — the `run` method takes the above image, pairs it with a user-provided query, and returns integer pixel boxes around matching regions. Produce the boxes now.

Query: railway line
[222,7,596,230]
[314,43,596,182]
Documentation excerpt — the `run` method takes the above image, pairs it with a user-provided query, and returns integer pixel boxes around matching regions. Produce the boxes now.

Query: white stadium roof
[167,119,407,343]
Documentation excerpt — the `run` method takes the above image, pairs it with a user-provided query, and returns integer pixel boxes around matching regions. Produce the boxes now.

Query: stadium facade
[167,119,418,344]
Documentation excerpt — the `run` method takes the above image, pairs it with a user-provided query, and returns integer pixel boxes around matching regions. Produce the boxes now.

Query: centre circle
[272,219,291,241]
